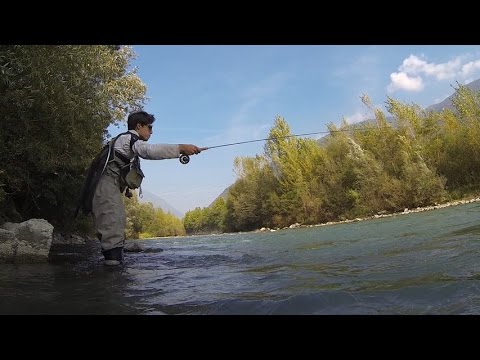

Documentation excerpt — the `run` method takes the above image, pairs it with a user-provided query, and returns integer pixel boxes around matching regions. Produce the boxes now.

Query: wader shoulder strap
[74,131,140,218]
[113,132,140,164]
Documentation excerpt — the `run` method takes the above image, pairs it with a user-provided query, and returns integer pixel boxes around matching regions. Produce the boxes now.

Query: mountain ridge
[426,78,480,112]
[138,188,183,218]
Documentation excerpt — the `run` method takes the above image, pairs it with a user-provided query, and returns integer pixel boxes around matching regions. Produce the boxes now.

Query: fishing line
[206,131,329,149]
[179,131,325,164]
[178,127,375,164]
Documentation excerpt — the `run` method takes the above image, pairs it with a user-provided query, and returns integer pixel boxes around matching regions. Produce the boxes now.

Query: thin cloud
[205,123,271,148]
[207,72,291,146]
[332,47,380,79]
[333,49,383,94]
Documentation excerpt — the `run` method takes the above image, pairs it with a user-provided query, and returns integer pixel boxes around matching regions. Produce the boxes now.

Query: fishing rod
[178,129,349,164]
[178,120,417,163]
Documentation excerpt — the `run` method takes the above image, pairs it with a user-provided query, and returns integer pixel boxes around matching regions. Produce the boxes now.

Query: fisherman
[88,111,203,266]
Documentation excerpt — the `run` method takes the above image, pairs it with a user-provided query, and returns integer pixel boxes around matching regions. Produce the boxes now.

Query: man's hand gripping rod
[179,147,209,164]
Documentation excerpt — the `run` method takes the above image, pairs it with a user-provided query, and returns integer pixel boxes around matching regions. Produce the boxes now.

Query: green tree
[225,156,272,231]
[125,191,185,239]
[0,45,146,231]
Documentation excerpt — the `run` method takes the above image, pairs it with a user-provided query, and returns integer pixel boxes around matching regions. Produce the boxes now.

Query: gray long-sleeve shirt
[114,130,180,160]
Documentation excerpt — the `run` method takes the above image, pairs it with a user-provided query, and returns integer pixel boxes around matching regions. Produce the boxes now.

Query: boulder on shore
[0,219,54,263]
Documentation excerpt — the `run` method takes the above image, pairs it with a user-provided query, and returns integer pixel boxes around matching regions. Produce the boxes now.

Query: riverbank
[265,197,480,232]
[141,196,480,238]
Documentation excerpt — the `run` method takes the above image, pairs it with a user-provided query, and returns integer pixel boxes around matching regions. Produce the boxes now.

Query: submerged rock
[124,241,145,252]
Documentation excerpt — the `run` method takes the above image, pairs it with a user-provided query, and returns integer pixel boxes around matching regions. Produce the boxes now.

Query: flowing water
[2,202,480,315]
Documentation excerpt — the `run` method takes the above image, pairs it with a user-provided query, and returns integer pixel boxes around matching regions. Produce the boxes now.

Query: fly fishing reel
[179,154,190,164]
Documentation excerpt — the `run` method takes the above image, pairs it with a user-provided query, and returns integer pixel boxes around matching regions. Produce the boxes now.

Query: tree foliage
[124,191,185,239]
[187,85,480,234]
[0,45,146,230]
[183,197,227,234]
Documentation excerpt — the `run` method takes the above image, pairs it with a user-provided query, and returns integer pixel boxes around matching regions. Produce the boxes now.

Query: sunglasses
[144,124,153,130]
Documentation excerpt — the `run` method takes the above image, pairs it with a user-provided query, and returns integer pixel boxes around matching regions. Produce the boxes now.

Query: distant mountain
[208,185,232,208]
[138,189,183,218]
[426,78,480,112]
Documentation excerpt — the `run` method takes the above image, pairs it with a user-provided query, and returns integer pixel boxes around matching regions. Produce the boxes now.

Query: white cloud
[388,53,480,94]
[344,112,369,125]
[462,60,480,77]
[387,72,424,92]
[399,54,462,80]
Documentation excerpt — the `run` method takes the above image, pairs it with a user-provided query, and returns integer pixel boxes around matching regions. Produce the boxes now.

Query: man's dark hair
[127,111,155,130]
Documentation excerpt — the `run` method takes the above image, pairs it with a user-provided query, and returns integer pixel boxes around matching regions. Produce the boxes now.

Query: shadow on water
[0,241,163,315]
[444,223,480,237]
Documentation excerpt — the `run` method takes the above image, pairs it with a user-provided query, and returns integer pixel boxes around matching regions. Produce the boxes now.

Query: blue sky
[109,45,480,215]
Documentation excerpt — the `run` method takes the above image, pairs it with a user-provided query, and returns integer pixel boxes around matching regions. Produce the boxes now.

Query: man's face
[137,123,153,141]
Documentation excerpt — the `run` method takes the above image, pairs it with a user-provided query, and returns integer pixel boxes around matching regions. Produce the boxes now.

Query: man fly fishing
[77,111,205,266]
